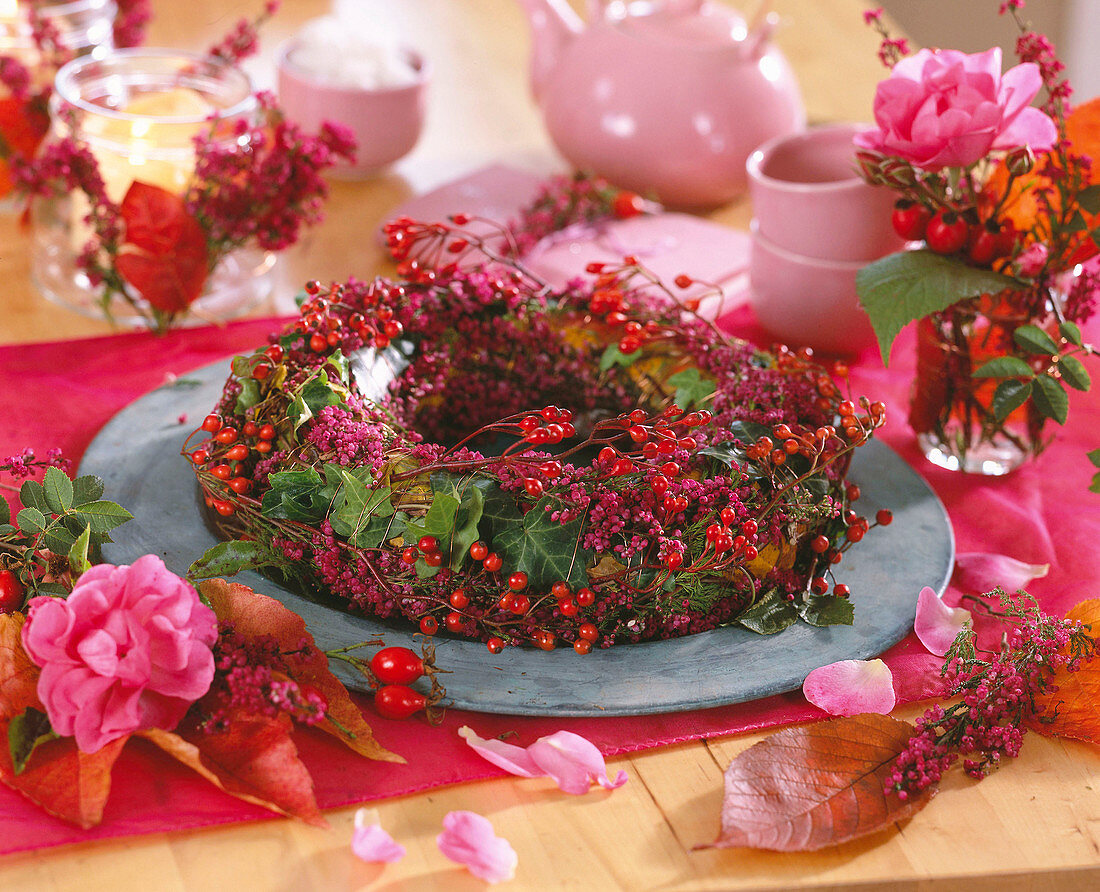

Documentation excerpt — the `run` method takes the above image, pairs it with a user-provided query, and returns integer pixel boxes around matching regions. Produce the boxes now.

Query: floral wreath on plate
[183,176,890,654]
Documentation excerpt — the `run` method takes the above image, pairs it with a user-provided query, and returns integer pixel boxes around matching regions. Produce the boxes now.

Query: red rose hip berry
[925,211,969,255]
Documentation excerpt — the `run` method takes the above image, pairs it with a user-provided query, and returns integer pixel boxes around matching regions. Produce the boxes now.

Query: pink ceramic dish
[276,40,429,178]
[747,123,904,262]
[748,221,876,355]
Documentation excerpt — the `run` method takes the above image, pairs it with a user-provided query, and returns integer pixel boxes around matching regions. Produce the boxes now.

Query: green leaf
[1059,354,1091,391]
[68,525,92,576]
[325,349,351,385]
[352,512,407,550]
[991,379,1033,420]
[1032,374,1069,423]
[728,420,772,446]
[856,250,1021,365]
[235,378,262,413]
[1088,448,1100,469]
[230,355,252,378]
[1013,324,1059,356]
[330,469,394,543]
[0,499,8,526]
[799,595,855,627]
[15,507,46,534]
[42,466,73,513]
[19,480,48,514]
[1090,470,1100,494]
[260,468,335,523]
[71,475,104,506]
[666,367,716,410]
[599,344,642,372]
[404,488,462,579]
[493,497,592,591]
[8,708,58,775]
[1077,183,1100,214]
[1066,210,1090,233]
[736,589,798,635]
[1059,321,1083,346]
[71,500,133,538]
[188,540,282,580]
[973,356,1034,379]
[447,483,486,570]
[42,526,76,556]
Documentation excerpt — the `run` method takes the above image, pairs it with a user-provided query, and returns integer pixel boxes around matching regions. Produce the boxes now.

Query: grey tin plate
[81,360,954,717]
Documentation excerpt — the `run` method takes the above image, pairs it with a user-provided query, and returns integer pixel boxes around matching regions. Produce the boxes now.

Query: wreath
[185,180,888,654]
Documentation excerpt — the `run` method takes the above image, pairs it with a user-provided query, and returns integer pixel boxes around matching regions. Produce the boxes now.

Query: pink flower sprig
[1,447,69,481]
[886,589,1096,799]
[860,7,910,68]
[112,0,152,49]
[206,1,281,65]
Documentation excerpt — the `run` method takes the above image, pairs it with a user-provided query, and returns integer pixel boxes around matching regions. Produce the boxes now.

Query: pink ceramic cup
[746,123,903,262]
[276,40,429,178]
[748,222,876,355]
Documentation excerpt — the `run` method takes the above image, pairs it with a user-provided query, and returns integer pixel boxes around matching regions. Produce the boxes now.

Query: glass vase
[0,0,117,210]
[909,289,1056,475]
[29,48,276,327]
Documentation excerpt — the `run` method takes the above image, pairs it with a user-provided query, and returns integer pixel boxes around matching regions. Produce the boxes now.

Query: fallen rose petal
[526,731,628,794]
[953,553,1049,594]
[437,810,517,884]
[351,808,406,864]
[888,654,950,704]
[802,659,896,716]
[458,726,542,778]
[914,586,972,656]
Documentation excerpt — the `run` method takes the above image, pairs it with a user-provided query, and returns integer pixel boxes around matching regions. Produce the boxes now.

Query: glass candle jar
[30,48,276,326]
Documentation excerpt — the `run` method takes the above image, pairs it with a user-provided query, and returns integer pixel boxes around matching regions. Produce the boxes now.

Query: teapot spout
[516,0,583,100]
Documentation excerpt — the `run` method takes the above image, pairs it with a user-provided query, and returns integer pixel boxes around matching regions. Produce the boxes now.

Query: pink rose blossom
[855,47,1057,169]
[437,811,517,884]
[802,659,896,716]
[21,555,218,753]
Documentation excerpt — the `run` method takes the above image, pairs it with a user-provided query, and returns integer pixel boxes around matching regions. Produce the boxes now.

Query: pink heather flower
[351,808,406,864]
[1015,241,1050,277]
[437,811,518,884]
[914,585,972,657]
[855,47,1058,170]
[952,553,1049,593]
[21,555,218,753]
[459,726,628,794]
[802,659,896,716]
[863,7,883,25]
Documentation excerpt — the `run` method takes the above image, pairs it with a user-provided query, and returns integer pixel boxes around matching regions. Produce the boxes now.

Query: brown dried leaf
[0,726,125,828]
[199,579,403,764]
[1032,598,1100,744]
[0,613,41,721]
[700,714,935,852]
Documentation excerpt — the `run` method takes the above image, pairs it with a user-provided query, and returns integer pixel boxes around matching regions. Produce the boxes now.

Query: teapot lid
[611,1,748,48]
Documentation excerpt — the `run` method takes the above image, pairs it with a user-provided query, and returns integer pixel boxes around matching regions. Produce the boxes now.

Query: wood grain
[2,1,1099,889]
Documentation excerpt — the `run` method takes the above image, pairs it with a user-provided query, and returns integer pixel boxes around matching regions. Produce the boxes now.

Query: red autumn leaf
[199,579,403,764]
[1031,598,1100,744]
[0,727,126,828]
[699,714,936,852]
[116,180,209,314]
[140,712,327,827]
[0,95,50,198]
[0,613,42,721]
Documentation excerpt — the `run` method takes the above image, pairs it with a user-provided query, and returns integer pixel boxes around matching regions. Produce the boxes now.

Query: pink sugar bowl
[276,18,429,178]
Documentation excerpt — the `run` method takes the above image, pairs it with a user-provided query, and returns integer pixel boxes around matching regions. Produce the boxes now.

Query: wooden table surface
[2,2,1099,889]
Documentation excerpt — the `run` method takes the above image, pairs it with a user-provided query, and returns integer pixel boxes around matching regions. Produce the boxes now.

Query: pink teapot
[517,0,805,207]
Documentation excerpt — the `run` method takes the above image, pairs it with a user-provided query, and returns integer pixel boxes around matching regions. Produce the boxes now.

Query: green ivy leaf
[260,469,335,523]
[71,475,104,506]
[799,595,855,628]
[1091,471,1100,494]
[0,499,8,526]
[973,356,1034,379]
[19,480,48,514]
[188,540,282,580]
[15,507,46,534]
[1013,324,1059,356]
[325,349,351,385]
[666,367,716,410]
[1059,354,1091,391]
[856,250,1021,365]
[447,483,486,570]
[991,379,1033,420]
[68,525,92,576]
[1032,374,1069,423]
[405,488,461,579]
[8,708,58,775]
[235,378,262,413]
[42,466,73,514]
[230,355,252,378]
[1060,321,1083,346]
[329,468,394,543]
[1088,448,1100,469]
[1077,183,1100,214]
[351,512,407,550]
[70,500,134,539]
[599,344,642,372]
[493,497,592,590]
[736,589,799,635]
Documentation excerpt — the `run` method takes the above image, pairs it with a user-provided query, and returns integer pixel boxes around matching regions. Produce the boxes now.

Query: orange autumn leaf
[199,579,403,764]
[0,729,126,829]
[987,97,1100,264]
[0,613,42,721]
[698,714,935,852]
[141,711,327,827]
[1032,598,1100,744]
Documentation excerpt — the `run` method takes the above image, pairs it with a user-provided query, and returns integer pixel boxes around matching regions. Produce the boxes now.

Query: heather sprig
[887,589,1096,799]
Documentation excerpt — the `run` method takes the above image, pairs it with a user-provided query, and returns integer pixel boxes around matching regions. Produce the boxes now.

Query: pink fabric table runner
[1,310,1097,855]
